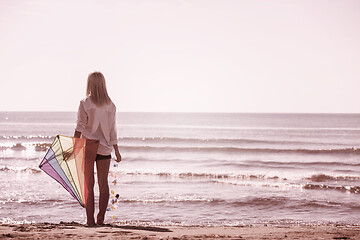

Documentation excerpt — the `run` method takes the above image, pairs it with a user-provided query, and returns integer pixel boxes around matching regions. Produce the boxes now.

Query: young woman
[74,71,121,226]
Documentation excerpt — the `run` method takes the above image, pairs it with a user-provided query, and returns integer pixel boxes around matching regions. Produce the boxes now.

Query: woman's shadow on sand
[100,224,172,233]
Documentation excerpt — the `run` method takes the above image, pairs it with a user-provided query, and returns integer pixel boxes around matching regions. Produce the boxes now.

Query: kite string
[108,164,119,221]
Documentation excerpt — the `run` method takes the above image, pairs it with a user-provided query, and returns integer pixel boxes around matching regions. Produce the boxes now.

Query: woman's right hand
[113,145,122,162]
[115,151,122,162]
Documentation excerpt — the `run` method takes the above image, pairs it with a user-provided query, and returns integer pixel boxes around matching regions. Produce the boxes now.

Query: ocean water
[0,112,360,226]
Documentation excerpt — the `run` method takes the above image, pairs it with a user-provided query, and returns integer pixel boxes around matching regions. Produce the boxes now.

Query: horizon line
[1,110,359,115]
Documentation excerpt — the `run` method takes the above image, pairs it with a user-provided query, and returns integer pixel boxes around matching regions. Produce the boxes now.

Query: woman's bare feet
[85,221,97,227]
[96,214,104,226]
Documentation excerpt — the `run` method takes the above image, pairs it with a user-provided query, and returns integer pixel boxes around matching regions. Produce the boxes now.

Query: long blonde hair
[86,71,111,106]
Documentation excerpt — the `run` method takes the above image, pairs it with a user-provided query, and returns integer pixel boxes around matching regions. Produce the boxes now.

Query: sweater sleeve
[75,100,87,133]
[109,107,118,145]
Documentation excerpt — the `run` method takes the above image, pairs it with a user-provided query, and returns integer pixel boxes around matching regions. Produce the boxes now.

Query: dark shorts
[95,154,111,161]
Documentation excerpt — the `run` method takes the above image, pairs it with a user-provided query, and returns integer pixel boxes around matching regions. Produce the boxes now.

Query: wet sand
[1,222,360,239]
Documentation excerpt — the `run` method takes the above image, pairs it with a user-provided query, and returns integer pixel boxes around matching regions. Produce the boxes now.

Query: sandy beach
[1,222,360,239]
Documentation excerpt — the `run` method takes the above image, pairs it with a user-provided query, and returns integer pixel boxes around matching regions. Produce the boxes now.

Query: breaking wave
[303,183,360,194]
[3,142,359,157]
[119,145,360,155]
[117,136,337,146]
[0,166,41,174]
[110,171,360,184]
[306,174,360,182]
[0,143,51,151]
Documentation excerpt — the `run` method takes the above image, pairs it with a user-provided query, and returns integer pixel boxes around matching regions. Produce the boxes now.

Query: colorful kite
[39,135,99,207]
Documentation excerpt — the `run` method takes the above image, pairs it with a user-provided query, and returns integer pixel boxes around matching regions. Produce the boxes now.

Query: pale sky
[0,0,359,113]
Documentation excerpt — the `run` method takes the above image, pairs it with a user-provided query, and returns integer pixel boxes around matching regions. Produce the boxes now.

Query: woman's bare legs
[85,153,96,226]
[75,132,99,226]
[96,158,111,225]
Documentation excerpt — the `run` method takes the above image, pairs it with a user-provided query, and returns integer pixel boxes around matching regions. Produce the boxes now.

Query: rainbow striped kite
[39,135,99,207]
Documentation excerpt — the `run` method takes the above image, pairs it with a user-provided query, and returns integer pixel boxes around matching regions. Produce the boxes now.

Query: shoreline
[1,222,360,239]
